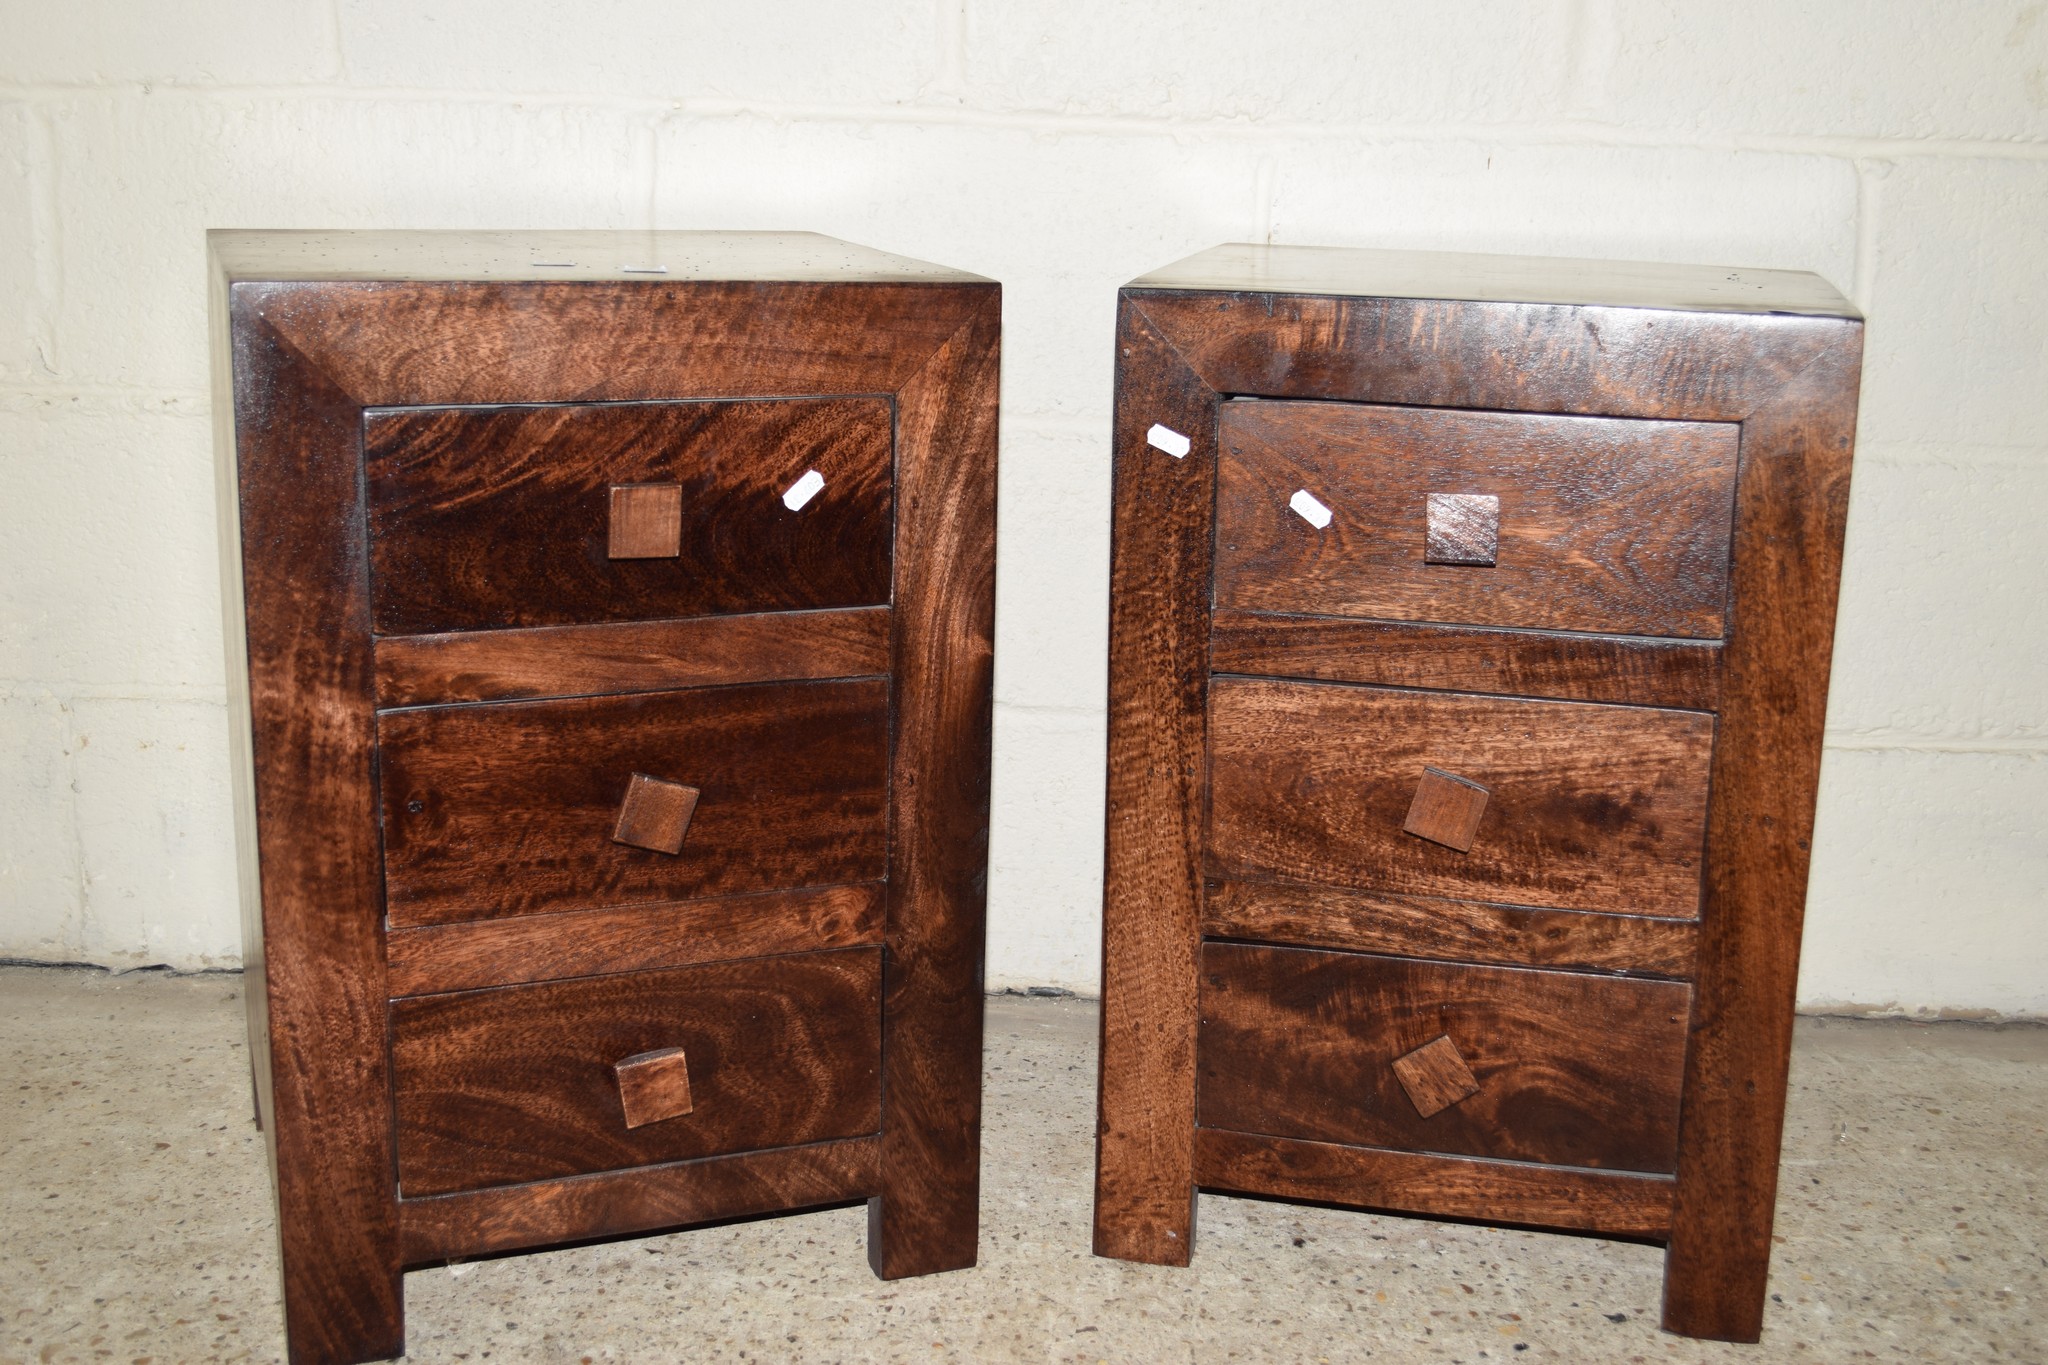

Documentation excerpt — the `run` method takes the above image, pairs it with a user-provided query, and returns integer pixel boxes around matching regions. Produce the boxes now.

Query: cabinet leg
[1660,1229,1768,1342]
[276,1224,403,1365]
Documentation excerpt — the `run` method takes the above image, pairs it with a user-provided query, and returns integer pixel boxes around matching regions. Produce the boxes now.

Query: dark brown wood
[1093,296,1219,1267]
[1197,943,1691,1173]
[868,291,1000,1280]
[386,882,885,997]
[1389,1035,1481,1118]
[366,397,893,635]
[1203,880,1699,979]
[610,773,701,855]
[1209,610,1722,712]
[1401,767,1491,853]
[607,482,683,559]
[1095,247,1860,1343]
[1193,1129,1676,1240]
[225,304,402,1365]
[1423,492,1500,567]
[400,1134,882,1264]
[1663,327,1865,1342]
[215,231,997,1361]
[391,948,881,1198]
[1207,678,1715,918]
[377,678,887,927]
[614,1047,696,1128]
[373,606,892,707]
[1217,401,1739,638]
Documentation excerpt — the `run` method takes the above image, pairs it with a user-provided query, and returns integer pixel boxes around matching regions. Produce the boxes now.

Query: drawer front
[379,678,888,928]
[392,948,881,1198]
[366,397,893,635]
[1215,400,1739,638]
[1198,943,1691,1173]
[1207,678,1713,918]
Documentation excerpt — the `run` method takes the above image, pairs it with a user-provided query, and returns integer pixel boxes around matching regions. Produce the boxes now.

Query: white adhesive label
[782,469,826,511]
[1290,488,1333,529]
[1146,423,1191,459]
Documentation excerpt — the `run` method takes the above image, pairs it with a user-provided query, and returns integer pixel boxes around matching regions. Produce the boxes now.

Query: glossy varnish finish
[214,230,997,1364]
[1096,243,1860,1343]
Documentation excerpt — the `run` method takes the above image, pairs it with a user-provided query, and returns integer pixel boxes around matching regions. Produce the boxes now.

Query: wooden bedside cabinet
[210,230,998,1364]
[1093,243,1861,1342]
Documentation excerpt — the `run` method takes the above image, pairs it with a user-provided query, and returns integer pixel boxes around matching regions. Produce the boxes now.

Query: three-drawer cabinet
[211,231,998,1364]
[1093,243,1861,1342]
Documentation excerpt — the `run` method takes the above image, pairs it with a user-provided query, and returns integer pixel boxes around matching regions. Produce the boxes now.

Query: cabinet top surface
[207,229,991,286]
[1129,242,1858,318]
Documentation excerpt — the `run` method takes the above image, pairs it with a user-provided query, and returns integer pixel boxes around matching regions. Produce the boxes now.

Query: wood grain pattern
[385,883,886,998]
[1216,400,1739,638]
[391,948,881,1198]
[1401,767,1491,853]
[365,397,893,635]
[1093,296,1218,1267]
[1208,610,1722,712]
[867,291,1000,1280]
[1197,943,1692,1173]
[614,1047,695,1128]
[399,1134,882,1264]
[377,679,887,927]
[1207,678,1715,918]
[607,482,683,559]
[373,606,892,707]
[1389,1035,1481,1118]
[1663,326,1864,1342]
[610,773,700,855]
[225,301,403,1364]
[1194,1129,1677,1240]
[1203,879,1700,979]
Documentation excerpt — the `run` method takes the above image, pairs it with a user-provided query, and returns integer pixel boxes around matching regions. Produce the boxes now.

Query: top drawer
[365,397,893,636]
[1215,400,1739,639]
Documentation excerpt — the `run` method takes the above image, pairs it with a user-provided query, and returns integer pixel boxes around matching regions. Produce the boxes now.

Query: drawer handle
[1402,766,1491,853]
[614,1046,694,1128]
[1424,492,1499,567]
[1391,1035,1480,1119]
[611,772,700,855]
[608,482,683,559]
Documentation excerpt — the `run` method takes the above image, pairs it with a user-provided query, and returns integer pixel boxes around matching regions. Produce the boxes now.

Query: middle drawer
[378,678,888,928]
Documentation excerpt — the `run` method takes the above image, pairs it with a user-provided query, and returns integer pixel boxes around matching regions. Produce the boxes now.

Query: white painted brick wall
[2,1,2042,1014]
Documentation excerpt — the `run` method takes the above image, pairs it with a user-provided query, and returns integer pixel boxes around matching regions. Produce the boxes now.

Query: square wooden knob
[608,482,683,559]
[611,773,700,855]
[615,1047,694,1128]
[1424,492,1499,566]
[1391,1035,1481,1119]
[1402,766,1490,853]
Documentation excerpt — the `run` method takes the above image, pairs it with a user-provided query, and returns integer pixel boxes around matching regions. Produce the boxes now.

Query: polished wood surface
[372,607,892,707]
[399,1135,882,1264]
[377,679,888,926]
[385,883,886,998]
[1096,247,1859,1341]
[1194,1129,1677,1240]
[1203,880,1698,979]
[1208,610,1721,712]
[1197,943,1691,1173]
[1206,679,1715,918]
[365,397,893,634]
[392,949,881,1198]
[614,1047,696,1128]
[1217,401,1739,638]
[217,232,997,1361]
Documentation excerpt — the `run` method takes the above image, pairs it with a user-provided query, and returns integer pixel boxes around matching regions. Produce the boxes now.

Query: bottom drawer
[1197,942,1690,1174]
[392,948,881,1197]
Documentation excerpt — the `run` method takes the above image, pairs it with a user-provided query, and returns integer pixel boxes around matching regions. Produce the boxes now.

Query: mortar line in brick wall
[1,682,231,704]
[1852,158,1890,313]
[3,83,2046,161]
[1822,734,2048,755]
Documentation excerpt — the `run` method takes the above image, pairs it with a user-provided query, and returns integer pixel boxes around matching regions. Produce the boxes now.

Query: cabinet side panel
[868,292,1001,1279]
[1093,298,1220,1266]
[1663,324,1863,1342]
[232,295,402,1364]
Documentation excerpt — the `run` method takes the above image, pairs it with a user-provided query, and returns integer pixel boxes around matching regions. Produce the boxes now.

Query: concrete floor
[1,967,2042,1363]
